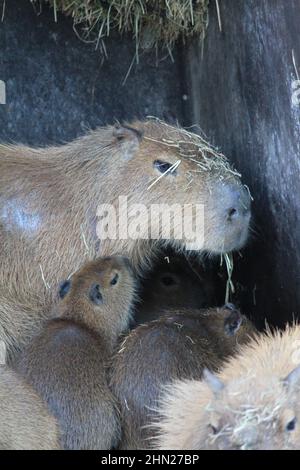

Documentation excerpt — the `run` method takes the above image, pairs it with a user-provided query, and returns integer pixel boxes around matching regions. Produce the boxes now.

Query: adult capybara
[0,118,251,357]
[156,325,300,450]
[0,365,59,449]
[110,304,256,449]
[15,256,136,450]
[133,250,214,325]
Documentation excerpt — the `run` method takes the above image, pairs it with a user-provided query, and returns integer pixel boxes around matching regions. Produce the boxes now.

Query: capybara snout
[204,179,251,253]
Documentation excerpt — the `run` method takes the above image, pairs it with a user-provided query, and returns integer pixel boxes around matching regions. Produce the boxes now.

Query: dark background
[184,0,300,328]
[1,0,300,328]
[0,0,185,145]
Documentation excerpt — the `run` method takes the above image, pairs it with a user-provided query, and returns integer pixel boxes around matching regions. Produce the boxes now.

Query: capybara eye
[110,273,119,286]
[209,424,219,435]
[89,284,103,305]
[59,280,71,299]
[224,310,242,337]
[153,160,176,174]
[286,418,297,432]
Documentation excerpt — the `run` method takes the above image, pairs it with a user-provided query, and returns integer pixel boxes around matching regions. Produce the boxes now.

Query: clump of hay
[34,0,209,52]
[144,117,241,182]
[222,252,235,304]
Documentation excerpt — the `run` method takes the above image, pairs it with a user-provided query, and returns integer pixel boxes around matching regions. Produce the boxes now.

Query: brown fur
[133,251,214,325]
[0,365,59,449]
[110,305,256,449]
[156,325,300,450]
[0,119,250,358]
[15,256,136,450]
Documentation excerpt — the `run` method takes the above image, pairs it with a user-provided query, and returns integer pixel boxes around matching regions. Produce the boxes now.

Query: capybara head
[96,119,251,255]
[134,252,214,324]
[201,303,256,347]
[163,304,256,357]
[200,366,300,450]
[156,370,300,450]
[156,327,300,450]
[56,256,136,339]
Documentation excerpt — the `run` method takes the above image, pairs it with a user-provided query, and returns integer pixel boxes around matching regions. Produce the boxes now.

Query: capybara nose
[225,184,251,222]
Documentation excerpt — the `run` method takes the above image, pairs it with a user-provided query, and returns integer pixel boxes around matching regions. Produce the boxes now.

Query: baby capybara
[134,251,214,325]
[110,304,256,449]
[16,256,136,450]
[156,325,300,450]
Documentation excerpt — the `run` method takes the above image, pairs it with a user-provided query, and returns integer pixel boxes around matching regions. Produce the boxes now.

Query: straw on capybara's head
[95,119,251,255]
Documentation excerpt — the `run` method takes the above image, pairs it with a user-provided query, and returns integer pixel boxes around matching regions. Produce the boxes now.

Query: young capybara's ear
[89,283,103,306]
[59,280,71,299]
[113,124,143,160]
[284,365,300,390]
[223,304,242,337]
[203,368,225,395]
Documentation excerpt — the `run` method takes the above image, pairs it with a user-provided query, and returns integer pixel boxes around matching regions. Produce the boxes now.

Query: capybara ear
[113,123,143,141]
[224,309,242,337]
[113,124,143,161]
[89,283,103,306]
[203,368,225,395]
[59,280,71,299]
[284,365,300,390]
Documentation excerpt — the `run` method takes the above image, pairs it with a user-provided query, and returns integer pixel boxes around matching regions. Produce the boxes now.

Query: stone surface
[185,0,300,327]
[0,0,184,145]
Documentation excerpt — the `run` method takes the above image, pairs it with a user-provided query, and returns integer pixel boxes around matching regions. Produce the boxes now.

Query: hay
[33,0,209,52]
[145,116,241,180]
[147,159,181,190]
[221,252,235,304]
[1,0,5,22]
